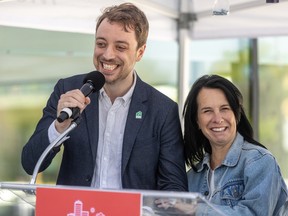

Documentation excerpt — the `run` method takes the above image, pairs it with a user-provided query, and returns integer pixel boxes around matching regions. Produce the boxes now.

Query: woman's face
[197,88,237,150]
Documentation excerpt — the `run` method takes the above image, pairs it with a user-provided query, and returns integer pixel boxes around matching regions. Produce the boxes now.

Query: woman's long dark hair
[183,74,266,170]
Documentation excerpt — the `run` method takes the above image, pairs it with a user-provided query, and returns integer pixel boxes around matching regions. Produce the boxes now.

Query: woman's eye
[222,106,230,111]
[203,110,211,113]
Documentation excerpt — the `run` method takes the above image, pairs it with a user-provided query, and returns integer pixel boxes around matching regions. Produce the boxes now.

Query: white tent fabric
[1,0,288,108]
[0,0,178,41]
[1,0,288,40]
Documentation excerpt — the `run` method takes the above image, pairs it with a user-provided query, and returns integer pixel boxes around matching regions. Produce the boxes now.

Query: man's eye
[96,42,105,47]
[117,46,126,51]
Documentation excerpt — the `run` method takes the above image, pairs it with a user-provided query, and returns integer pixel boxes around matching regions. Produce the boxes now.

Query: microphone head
[83,71,105,92]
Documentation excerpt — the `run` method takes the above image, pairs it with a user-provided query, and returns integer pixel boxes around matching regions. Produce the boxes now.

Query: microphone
[57,71,105,123]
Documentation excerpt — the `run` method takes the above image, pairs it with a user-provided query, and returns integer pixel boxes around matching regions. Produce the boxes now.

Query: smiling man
[21,3,188,192]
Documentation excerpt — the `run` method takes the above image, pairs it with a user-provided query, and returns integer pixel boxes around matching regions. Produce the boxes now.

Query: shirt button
[85,175,91,182]
[204,191,209,196]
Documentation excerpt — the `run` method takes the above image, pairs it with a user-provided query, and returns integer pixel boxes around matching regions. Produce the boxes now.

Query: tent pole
[177,0,193,126]
[249,38,259,140]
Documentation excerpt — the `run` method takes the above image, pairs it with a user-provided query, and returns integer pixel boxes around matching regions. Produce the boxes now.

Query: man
[22,3,188,191]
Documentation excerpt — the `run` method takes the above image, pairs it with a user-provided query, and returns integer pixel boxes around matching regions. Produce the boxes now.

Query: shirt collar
[196,132,244,172]
[221,132,243,167]
[99,71,137,106]
[122,71,137,105]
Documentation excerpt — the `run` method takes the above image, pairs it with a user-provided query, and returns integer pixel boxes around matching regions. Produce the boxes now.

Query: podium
[0,182,225,216]
[4,115,228,215]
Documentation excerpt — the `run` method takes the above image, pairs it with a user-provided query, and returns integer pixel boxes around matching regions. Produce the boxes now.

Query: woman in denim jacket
[182,74,287,215]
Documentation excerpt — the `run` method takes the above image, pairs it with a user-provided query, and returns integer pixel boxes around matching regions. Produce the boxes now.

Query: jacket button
[204,191,209,196]
[85,175,91,182]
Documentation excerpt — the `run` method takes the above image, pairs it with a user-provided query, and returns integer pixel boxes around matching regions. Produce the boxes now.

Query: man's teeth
[103,63,117,70]
[212,127,225,132]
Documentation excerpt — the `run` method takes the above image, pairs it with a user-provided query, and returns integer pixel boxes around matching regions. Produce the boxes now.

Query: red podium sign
[36,187,141,216]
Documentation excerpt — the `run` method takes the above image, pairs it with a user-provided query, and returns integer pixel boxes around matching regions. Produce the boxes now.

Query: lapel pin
[135,111,142,119]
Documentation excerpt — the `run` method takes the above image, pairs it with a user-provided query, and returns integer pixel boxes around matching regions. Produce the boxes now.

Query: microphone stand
[29,117,81,185]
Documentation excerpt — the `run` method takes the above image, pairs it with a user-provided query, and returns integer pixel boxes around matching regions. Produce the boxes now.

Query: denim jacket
[187,133,288,216]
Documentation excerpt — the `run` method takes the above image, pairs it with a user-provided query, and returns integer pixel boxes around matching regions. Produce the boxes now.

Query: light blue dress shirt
[91,74,136,189]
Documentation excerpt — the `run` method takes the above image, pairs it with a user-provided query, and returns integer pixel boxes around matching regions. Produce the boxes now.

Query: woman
[182,74,287,215]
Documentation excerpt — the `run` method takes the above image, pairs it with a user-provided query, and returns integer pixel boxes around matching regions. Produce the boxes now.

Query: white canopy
[1,0,288,40]
[1,0,287,108]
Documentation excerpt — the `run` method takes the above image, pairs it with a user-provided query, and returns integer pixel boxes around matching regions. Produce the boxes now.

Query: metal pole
[178,0,193,125]
[266,0,279,3]
[30,118,81,185]
[249,38,259,140]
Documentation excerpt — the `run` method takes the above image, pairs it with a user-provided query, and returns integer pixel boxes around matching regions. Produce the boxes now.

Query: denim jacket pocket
[220,180,244,207]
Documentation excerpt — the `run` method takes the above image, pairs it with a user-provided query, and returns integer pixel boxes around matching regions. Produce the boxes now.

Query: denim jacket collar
[196,132,244,172]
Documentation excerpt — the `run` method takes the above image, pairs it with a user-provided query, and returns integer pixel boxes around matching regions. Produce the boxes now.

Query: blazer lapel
[83,92,100,162]
[121,77,148,175]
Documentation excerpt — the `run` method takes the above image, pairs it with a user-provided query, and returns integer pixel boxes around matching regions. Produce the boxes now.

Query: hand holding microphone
[56,90,89,122]
[56,71,105,125]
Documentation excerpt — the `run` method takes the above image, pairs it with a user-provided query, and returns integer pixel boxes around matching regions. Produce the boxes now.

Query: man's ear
[136,44,146,62]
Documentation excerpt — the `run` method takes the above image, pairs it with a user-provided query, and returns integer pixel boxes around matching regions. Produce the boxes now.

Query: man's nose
[102,46,115,60]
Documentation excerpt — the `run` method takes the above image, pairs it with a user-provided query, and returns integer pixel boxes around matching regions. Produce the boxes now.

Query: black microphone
[57,71,105,123]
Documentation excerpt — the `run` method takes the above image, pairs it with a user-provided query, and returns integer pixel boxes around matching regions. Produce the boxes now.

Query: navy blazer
[22,73,188,191]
